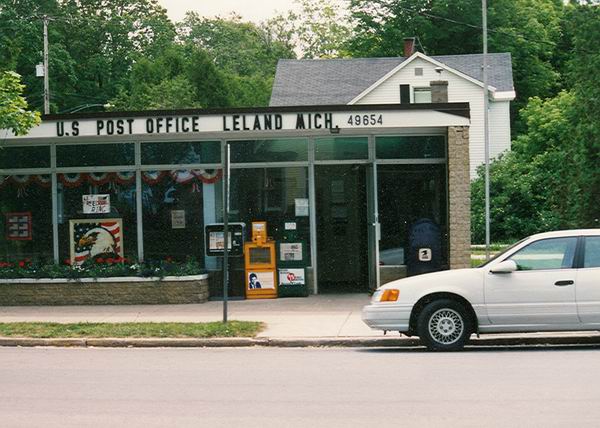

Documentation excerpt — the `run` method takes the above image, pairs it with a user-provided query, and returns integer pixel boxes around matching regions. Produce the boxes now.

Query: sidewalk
[0,294,378,339]
[1,294,600,347]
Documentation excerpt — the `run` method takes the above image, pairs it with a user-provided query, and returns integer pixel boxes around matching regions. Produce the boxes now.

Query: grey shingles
[269,53,513,106]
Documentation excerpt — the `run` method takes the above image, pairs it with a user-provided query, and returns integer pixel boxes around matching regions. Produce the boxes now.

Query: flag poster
[69,218,124,265]
[5,212,32,241]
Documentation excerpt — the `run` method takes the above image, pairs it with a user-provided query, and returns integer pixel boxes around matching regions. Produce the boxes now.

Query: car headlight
[372,289,399,302]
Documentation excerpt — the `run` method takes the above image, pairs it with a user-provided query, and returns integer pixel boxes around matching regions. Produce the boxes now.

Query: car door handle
[555,280,574,286]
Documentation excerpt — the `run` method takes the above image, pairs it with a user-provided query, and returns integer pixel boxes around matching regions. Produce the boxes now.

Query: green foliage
[0,257,205,280]
[471,90,599,243]
[264,0,353,58]
[0,0,175,113]
[0,71,40,135]
[0,321,264,338]
[177,13,295,106]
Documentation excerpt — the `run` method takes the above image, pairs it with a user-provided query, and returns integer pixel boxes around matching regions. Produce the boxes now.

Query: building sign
[279,268,305,286]
[1,107,469,140]
[69,218,123,265]
[5,212,32,241]
[171,210,186,229]
[83,194,110,214]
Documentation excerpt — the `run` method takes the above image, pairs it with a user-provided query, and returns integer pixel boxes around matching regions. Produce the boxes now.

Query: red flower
[106,258,114,264]
[165,256,174,263]
[18,261,26,268]
[96,258,104,264]
[64,259,72,265]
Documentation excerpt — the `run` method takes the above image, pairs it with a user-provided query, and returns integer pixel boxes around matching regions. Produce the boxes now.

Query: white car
[363,229,600,351]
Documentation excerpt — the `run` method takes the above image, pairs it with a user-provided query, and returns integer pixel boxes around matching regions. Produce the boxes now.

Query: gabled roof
[270,52,514,107]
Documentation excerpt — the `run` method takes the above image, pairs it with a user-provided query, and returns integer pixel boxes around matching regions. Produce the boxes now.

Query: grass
[0,321,264,339]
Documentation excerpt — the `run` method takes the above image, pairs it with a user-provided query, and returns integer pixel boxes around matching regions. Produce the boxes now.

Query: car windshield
[477,238,528,268]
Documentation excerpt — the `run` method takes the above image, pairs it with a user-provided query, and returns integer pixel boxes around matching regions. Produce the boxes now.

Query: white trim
[0,274,209,284]
[491,90,516,101]
[348,52,498,105]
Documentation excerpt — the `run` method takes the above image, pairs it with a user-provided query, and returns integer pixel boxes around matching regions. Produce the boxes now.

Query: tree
[0,71,40,136]
[109,44,230,110]
[264,0,353,58]
[0,0,176,113]
[177,13,294,106]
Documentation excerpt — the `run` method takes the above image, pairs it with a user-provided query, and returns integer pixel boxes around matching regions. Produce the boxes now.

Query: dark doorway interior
[315,165,368,292]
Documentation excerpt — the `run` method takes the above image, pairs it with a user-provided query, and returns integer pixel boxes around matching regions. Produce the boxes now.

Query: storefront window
[57,172,137,263]
[229,139,308,163]
[377,164,448,267]
[0,175,53,261]
[376,136,445,159]
[0,146,50,169]
[57,143,134,167]
[142,141,221,165]
[229,167,310,250]
[315,137,368,161]
[142,169,222,264]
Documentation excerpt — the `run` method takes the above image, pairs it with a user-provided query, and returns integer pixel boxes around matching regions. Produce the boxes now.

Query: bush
[0,257,205,280]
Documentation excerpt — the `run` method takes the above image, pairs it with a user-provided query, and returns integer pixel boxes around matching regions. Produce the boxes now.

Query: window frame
[413,87,432,103]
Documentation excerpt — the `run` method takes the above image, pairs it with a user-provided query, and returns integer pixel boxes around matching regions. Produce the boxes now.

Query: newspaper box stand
[244,222,278,299]
[277,224,309,297]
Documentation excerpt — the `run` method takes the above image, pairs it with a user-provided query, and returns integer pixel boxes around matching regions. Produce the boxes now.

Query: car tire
[417,299,472,352]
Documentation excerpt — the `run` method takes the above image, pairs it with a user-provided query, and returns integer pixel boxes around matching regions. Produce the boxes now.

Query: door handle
[555,280,574,286]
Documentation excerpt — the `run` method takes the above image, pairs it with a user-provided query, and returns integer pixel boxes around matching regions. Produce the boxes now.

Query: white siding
[355,57,512,178]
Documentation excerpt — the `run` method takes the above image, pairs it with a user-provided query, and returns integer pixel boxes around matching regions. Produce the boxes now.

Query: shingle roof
[269,53,513,106]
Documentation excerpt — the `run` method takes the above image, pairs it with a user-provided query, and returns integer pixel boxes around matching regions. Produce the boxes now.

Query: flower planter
[0,274,209,306]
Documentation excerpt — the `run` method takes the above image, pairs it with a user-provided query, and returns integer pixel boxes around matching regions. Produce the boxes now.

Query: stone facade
[447,126,471,269]
[0,275,209,306]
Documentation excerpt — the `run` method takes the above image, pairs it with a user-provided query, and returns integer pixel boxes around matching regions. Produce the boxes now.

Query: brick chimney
[403,37,416,57]
[430,81,449,103]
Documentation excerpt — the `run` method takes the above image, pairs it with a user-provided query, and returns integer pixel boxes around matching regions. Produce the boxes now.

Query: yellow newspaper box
[244,222,277,299]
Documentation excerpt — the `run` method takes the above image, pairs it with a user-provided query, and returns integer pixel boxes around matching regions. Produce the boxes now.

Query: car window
[509,237,578,271]
[584,237,600,268]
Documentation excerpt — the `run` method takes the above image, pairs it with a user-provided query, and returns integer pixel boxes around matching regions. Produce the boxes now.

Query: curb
[1,335,600,348]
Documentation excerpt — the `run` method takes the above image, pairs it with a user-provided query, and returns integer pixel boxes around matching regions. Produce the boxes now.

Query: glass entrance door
[315,165,369,292]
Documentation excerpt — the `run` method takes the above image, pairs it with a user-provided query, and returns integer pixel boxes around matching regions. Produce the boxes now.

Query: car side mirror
[490,260,518,274]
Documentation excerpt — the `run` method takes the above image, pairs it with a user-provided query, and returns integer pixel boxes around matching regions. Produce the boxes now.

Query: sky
[156,0,300,23]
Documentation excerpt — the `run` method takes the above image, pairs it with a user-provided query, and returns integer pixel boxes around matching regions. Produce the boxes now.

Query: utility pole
[482,0,491,260]
[43,15,50,115]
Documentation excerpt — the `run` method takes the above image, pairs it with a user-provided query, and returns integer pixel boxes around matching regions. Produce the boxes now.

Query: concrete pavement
[0,294,378,338]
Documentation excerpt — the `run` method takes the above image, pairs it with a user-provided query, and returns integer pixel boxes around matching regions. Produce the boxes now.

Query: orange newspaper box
[244,222,277,299]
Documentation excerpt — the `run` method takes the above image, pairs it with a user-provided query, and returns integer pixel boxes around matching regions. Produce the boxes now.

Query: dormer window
[413,87,432,103]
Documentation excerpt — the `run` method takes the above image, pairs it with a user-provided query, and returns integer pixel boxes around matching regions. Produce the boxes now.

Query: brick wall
[0,276,209,306]
[447,126,471,269]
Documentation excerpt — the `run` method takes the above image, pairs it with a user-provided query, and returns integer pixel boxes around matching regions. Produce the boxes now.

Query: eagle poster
[69,218,124,265]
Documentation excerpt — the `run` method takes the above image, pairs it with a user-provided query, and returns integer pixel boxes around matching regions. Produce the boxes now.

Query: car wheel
[417,299,471,352]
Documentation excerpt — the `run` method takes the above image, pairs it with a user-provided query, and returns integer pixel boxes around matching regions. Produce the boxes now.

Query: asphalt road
[2,346,600,428]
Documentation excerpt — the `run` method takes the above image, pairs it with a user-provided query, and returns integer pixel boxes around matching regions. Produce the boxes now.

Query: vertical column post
[51,144,58,262]
[221,140,230,323]
[135,141,144,262]
[308,137,318,294]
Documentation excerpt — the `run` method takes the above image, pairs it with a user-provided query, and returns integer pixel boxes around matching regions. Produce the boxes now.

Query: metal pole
[43,15,50,115]
[222,142,230,323]
[482,0,491,260]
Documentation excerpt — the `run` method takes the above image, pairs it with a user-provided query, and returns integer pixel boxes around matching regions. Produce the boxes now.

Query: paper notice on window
[295,198,309,216]
[171,210,186,229]
[83,195,110,214]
